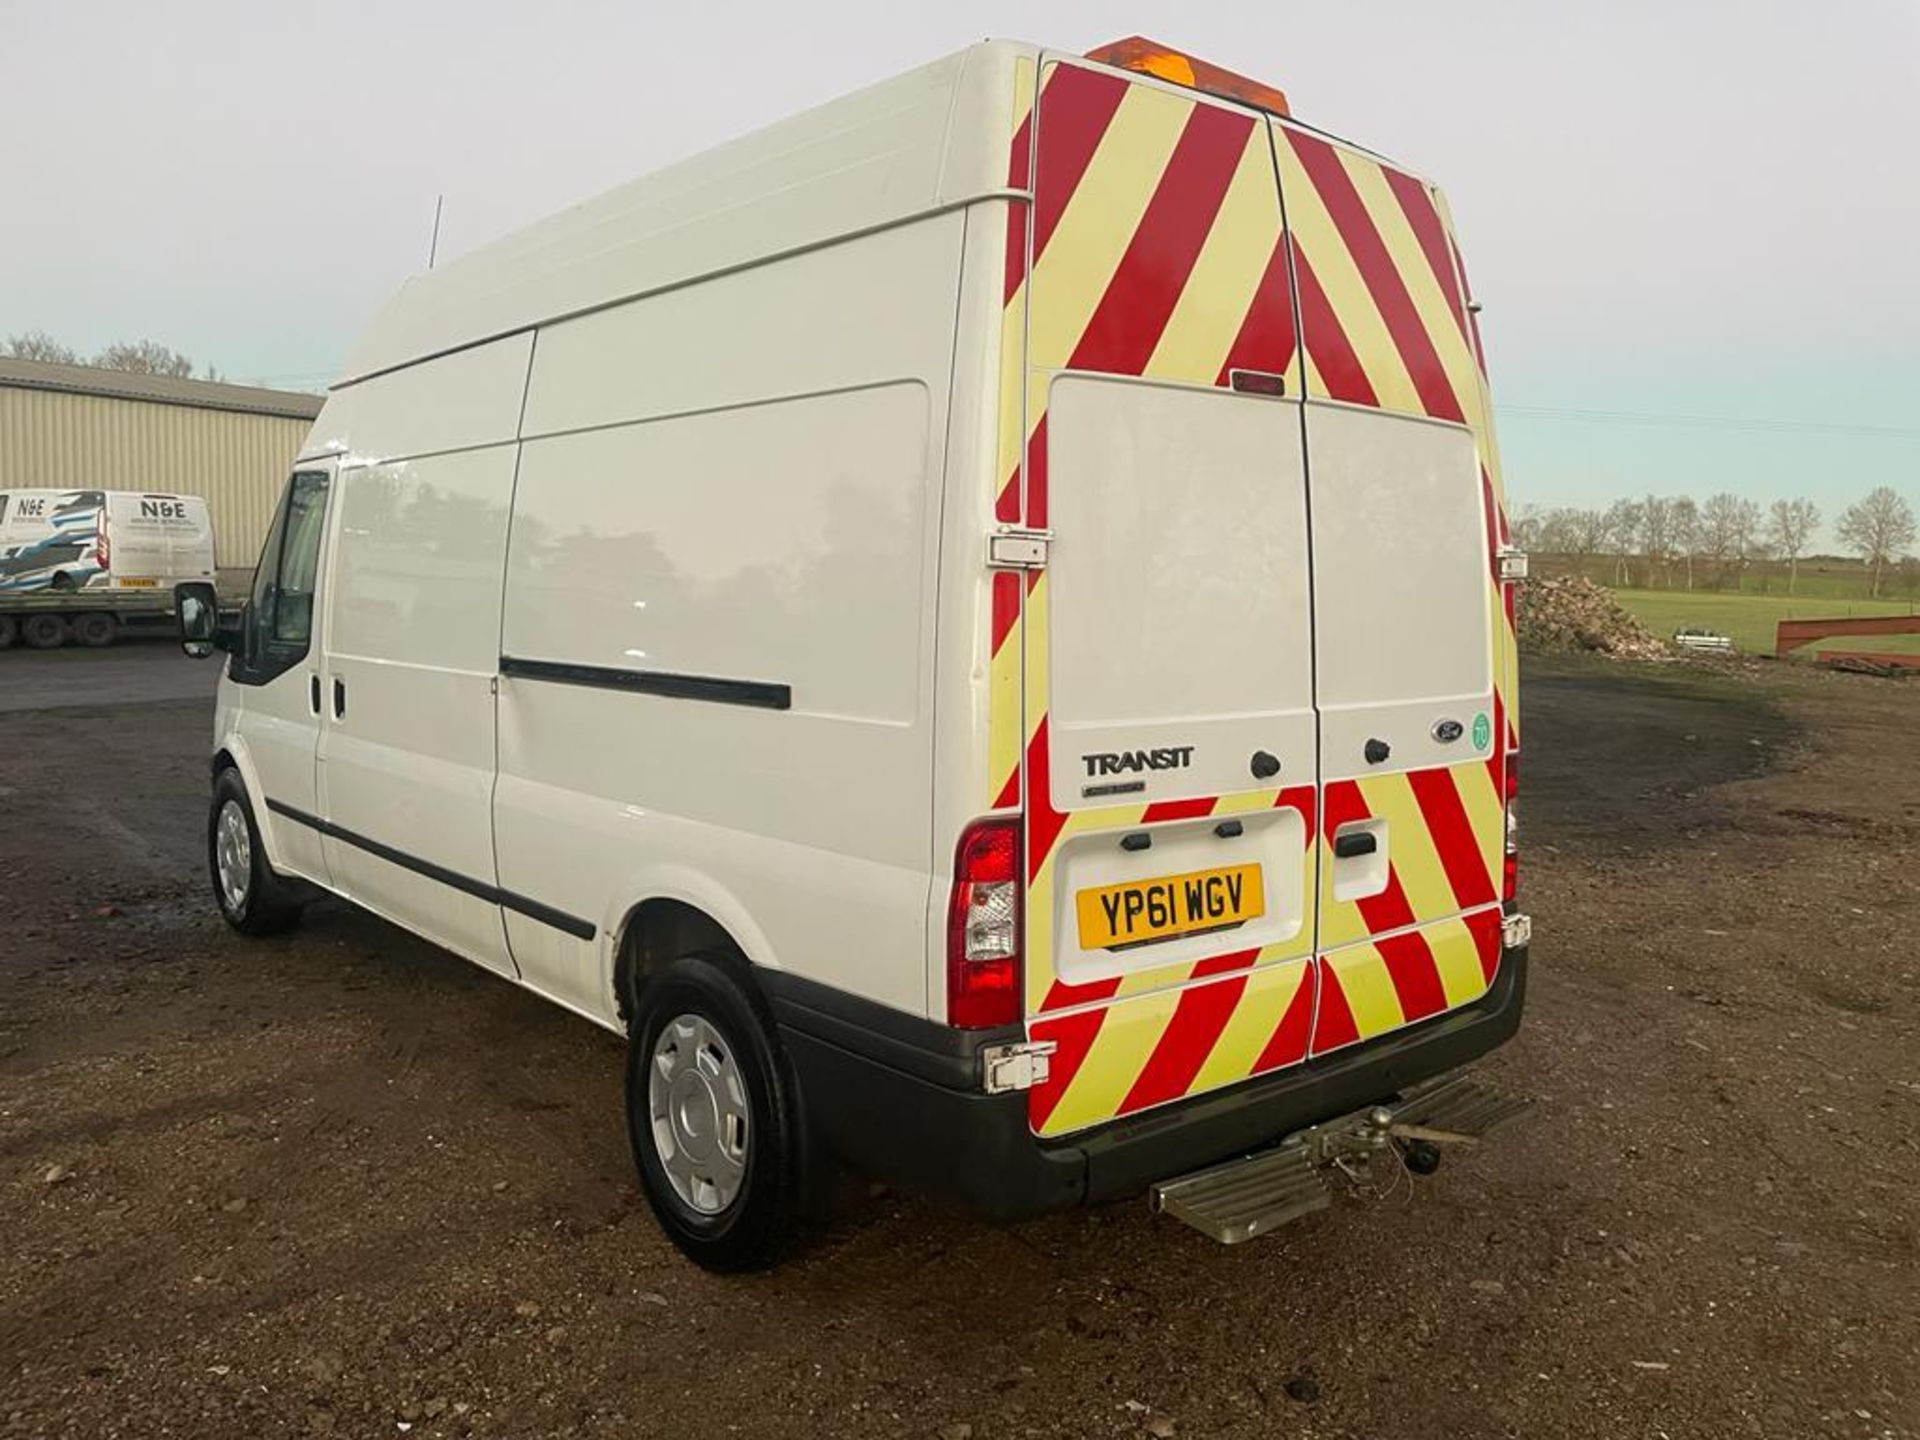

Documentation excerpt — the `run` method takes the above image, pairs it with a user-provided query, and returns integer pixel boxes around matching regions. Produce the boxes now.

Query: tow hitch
[1148,1075,1532,1244]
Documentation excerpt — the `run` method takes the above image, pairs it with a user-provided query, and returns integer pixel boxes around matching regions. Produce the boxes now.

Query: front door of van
[312,452,519,980]
[229,463,336,884]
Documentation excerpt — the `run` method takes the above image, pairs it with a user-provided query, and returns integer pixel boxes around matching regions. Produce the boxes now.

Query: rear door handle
[1334,831,1378,859]
[332,677,346,720]
[309,674,321,715]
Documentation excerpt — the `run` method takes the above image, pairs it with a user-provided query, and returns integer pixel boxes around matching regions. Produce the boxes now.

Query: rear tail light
[946,818,1021,1028]
[1502,750,1520,903]
[95,523,110,572]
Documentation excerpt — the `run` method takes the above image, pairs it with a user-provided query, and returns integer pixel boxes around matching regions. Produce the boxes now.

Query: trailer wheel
[0,616,15,650]
[627,955,802,1271]
[209,769,303,936]
[73,612,117,648]
[21,614,67,650]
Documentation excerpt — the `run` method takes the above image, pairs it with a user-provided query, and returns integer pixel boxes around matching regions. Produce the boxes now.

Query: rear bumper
[766,947,1528,1222]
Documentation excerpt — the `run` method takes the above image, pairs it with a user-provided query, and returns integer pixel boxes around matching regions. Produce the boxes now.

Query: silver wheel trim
[215,799,252,912]
[648,1013,750,1215]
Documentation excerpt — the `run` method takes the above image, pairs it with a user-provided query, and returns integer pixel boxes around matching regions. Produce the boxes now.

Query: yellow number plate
[116,577,158,588]
[1076,863,1265,951]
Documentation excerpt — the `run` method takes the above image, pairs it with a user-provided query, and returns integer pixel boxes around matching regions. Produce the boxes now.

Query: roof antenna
[427,194,445,270]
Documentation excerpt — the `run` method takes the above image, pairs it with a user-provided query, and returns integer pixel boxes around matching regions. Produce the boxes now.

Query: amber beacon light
[1082,37,1291,117]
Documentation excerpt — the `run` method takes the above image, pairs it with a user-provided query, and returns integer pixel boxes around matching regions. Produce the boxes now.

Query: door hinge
[1496,548,1530,583]
[981,1039,1057,1094]
[1502,911,1533,951]
[988,527,1052,571]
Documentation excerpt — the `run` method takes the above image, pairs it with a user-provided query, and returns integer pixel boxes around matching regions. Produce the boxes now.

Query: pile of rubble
[1515,575,1668,659]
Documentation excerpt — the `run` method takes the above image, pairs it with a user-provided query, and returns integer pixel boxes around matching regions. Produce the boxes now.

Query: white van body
[0,489,215,594]
[200,39,1528,1266]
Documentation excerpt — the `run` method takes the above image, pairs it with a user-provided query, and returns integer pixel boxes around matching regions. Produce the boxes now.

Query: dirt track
[2,648,1916,1439]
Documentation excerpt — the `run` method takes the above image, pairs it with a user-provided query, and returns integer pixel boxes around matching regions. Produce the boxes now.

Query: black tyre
[627,955,802,1272]
[48,571,77,593]
[208,768,303,936]
[21,614,66,650]
[74,612,117,648]
[0,615,16,650]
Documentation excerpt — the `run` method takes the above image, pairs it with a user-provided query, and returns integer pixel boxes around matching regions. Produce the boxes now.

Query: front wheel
[209,769,303,936]
[627,956,803,1272]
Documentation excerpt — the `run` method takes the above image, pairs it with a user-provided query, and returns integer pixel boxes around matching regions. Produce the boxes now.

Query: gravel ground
[1,648,1915,1439]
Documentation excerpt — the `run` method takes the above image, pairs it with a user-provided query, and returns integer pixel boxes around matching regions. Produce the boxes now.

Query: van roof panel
[339,41,1036,386]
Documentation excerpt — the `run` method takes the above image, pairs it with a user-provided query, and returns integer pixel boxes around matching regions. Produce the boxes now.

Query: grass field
[1613,588,1920,657]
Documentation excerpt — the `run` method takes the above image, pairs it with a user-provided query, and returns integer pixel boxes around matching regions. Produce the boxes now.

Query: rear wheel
[21,614,66,650]
[627,956,802,1271]
[73,612,117,648]
[209,769,303,936]
[0,615,16,650]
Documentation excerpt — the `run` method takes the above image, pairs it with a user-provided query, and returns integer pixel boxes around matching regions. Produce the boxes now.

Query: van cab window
[238,469,330,683]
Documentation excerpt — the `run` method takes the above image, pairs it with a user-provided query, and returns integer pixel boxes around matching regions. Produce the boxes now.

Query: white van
[181,37,1531,1269]
[0,489,215,595]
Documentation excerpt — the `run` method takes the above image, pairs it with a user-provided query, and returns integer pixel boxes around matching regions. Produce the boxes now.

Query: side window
[239,469,331,684]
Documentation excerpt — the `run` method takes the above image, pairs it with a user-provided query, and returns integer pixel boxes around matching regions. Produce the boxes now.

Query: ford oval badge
[1431,718,1465,744]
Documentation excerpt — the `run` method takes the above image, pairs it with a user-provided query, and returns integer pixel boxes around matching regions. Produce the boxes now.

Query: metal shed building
[0,358,322,584]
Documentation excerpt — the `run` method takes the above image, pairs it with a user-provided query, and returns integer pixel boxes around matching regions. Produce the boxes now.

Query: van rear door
[1270,121,1510,1054]
[1009,59,1318,1139]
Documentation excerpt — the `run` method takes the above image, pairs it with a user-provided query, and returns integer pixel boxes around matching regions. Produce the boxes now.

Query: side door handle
[332,677,346,720]
[309,674,321,716]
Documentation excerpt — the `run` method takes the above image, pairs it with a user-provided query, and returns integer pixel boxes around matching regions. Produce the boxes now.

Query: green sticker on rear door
[1472,712,1491,751]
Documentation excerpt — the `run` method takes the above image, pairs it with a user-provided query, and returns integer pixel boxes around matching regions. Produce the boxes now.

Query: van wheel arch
[613,898,759,1028]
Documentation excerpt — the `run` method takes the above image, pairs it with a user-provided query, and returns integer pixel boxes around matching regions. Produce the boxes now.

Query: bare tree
[1837,486,1918,598]
[1765,498,1821,596]
[1700,492,1761,590]
[1508,503,1545,554]
[1669,496,1702,590]
[1639,495,1675,586]
[1600,498,1645,586]
[1564,507,1609,569]
[4,330,80,365]
[93,339,197,378]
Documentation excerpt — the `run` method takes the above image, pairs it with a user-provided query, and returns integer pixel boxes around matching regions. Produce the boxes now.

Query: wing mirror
[174,581,239,658]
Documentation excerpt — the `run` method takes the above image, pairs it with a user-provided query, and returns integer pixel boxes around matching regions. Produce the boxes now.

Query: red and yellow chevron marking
[1276,123,1517,750]
[1312,906,1503,1055]
[986,53,1037,813]
[1030,944,1314,1137]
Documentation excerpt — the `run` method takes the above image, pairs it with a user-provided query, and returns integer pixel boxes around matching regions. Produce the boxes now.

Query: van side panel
[495,214,965,1021]
[1271,122,1513,1057]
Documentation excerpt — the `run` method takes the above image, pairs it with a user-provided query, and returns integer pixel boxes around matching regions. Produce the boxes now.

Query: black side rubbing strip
[264,799,597,941]
[498,655,791,711]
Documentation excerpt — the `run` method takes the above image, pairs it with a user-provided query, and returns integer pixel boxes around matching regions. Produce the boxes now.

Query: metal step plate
[1150,1073,1532,1244]
[1392,1074,1533,1142]
[1150,1142,1330,1244]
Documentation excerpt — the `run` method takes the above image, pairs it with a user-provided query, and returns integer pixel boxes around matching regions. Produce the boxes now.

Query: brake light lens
[95,521,110,573]
[1502,750,1520,903]
[946,818,1021,1028]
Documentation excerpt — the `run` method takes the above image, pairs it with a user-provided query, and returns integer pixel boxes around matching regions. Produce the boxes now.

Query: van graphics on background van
[0,491,104,592]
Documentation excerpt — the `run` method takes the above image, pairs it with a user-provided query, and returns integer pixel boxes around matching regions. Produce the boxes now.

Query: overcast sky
[4,0,1916,528]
